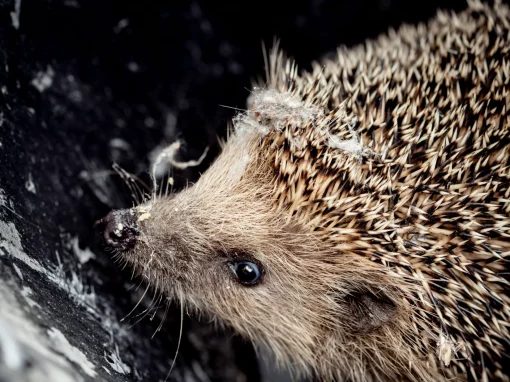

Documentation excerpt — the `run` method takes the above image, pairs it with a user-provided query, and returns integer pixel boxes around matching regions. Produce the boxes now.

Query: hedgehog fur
[113,1,510,381]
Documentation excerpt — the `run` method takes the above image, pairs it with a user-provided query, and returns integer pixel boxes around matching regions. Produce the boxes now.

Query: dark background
[0,0,468,381]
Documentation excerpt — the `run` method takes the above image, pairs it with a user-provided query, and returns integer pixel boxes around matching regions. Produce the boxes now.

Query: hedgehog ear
[344,290,397,333]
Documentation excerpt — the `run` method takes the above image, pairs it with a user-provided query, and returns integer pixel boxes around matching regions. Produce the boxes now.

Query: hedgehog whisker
[121,282,151,322]
[164,298,183,382]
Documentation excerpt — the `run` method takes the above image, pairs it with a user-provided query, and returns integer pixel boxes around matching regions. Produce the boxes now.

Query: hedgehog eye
[230,261,262,286]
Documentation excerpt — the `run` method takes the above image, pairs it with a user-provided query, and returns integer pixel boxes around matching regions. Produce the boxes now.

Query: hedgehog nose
[97,209,138,251]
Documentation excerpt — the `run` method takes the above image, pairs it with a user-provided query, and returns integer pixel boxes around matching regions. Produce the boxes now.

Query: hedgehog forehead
[249,89,305,111]
[232,88,371,166]
[233,89,324,137]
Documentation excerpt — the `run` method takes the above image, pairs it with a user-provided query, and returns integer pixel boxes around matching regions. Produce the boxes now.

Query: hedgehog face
[102,131,406,378]
[106,146,333,367]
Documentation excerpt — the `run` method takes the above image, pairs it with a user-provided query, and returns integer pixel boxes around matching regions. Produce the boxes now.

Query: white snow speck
[113,223,123,237]
[31,66,55,93]
[137,212,151,222]
[10,0,21,30]
[114,18,129,33]
[109,138,131,151]
[25,172,36,194]
[127,61,140,72]
[144,116,155,127]
[64,0,79,7]
[47,328,97,377]
[70,236,96,264]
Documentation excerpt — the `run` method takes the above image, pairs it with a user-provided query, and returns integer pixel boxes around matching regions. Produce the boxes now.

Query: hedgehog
[99,1,510,381]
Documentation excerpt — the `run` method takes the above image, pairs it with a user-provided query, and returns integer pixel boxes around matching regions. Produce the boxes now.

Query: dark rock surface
[0,0,467,381]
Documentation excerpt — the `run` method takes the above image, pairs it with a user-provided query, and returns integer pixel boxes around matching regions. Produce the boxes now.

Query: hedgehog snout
[98,208,139,251]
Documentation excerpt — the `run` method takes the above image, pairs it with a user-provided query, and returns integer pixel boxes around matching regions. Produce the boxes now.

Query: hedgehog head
[102,82,428,381]
[101,2,510,380]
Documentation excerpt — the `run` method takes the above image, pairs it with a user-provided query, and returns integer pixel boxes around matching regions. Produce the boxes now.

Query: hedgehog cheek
[345,291,397,333]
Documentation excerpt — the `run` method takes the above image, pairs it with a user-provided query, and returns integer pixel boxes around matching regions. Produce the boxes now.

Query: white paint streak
[12,263,23,280]
[47,254,97,314]
[0,284,80,382]
[0,188,134,379]
[0,187,9,207]
[47,328,97,377]
[0,220,46,274]
[0,217,98,315]
[71,236,96,264]
[104,344,131,375]
[67,271,97,310]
